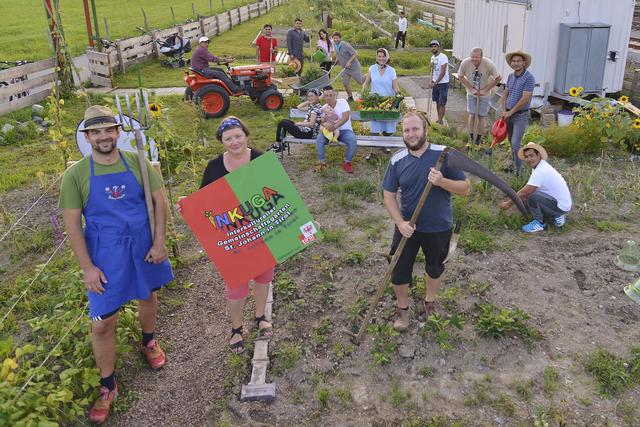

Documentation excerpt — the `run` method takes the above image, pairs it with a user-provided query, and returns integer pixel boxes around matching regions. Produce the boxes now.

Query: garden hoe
[354,147,527,345]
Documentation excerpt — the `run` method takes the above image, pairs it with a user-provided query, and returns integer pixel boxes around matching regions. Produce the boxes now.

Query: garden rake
[115,92,155,237]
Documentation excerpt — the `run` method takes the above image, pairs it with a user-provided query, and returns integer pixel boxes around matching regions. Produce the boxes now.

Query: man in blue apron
[59,105,174,423]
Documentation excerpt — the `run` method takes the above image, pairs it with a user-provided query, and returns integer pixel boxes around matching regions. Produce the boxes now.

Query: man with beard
[382,112,470,332]
[59,106,173,423]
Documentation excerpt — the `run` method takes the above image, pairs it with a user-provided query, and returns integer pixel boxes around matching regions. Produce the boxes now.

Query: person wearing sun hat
[59,105,173,423]
[499,142,572,233]
[501,49,535,175]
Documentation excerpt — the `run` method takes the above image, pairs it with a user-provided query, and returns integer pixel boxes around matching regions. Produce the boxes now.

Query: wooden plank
[89,63,111,75]
[122,43,155,59]
[90,74,113,88]
[118,34,153,50]
[0,87,53,116]
[122,53,156,71]
[0,73,57,99]
[0,58,56,82]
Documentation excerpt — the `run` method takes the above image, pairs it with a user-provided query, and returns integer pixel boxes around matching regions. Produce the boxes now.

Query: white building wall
[454,0,634,99]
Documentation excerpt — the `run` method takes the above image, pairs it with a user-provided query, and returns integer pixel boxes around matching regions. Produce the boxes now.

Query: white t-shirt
[327,98,352,131]
[430,52,449,84]
[398,17,408,32]
[527,159,572,212]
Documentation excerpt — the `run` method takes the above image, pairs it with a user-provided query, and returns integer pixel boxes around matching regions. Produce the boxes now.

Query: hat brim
[518,143,547,160]
[80,122,122,132]
[288,58,302,72]
[506,51,532,68]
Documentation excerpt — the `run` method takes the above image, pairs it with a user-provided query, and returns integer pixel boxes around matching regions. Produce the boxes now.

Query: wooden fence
[87,0,283,87]
[0,58,58,116]
[398,4,454,32]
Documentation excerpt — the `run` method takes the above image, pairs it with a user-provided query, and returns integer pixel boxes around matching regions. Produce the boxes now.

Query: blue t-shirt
[382,144,466,232]
[505,69,535,110]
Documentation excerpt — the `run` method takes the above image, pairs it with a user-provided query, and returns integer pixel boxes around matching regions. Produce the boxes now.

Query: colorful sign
[178,151,321,287]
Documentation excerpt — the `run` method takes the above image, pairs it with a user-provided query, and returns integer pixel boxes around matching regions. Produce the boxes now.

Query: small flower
[149,103,162,118]
[585,114,592,120]
[634,118,640,129]
[619,95,629,103]
[577,86,584,94]
[568,87,580,97]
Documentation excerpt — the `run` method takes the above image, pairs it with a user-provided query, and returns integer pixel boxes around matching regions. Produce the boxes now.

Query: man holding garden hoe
[59,106,173,423]
[382,112,470,331]
[458,47,501,146]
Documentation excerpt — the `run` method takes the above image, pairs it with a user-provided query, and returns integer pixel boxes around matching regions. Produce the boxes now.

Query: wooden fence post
[151,31,160,59]
[632,69,640,101]
[214,14,220,36]
[237,8,242,24]
[444,17,449,31]
[178,25,184,37]
[116,40,126,73]
[199,17,206,37]
[228,9,233,28]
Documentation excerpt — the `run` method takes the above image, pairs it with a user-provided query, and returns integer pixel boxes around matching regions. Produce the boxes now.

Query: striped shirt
[505,69,535,110]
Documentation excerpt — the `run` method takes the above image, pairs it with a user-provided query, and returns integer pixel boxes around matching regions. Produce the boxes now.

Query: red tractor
[184,58,283,118]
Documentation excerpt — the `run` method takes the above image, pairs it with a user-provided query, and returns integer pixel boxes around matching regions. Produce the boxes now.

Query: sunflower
[585,114,592,120]
[619,95,629,103]
[149,103,162,118]
[568,87,579,97]
[577,86,584,94]
[634,118,640,129]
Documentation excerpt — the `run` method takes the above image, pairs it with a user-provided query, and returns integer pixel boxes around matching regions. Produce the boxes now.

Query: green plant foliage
[367,323,399,365]
[475,303,542,341]
[0,255,142,425]
[583,347,635,397]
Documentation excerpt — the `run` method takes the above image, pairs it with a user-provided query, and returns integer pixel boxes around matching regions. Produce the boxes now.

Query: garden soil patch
[103,142,639,425]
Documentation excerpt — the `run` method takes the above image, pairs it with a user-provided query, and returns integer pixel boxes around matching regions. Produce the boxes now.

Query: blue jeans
[506,110,530,173]
[315,129,357,162]
[527,190,567,222]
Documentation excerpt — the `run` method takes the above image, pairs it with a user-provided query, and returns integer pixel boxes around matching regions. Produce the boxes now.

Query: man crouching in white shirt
[499,142,572,233]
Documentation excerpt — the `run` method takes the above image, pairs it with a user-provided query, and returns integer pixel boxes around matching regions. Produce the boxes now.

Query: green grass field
[0,0,256,60]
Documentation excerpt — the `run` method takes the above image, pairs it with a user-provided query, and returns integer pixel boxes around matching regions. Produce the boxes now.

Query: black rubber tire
[259,89,284,111]
[184,87,193,102]
[194,85,231,118]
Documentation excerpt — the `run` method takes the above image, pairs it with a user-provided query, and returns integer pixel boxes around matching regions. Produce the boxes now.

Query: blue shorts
[432,83,449,106]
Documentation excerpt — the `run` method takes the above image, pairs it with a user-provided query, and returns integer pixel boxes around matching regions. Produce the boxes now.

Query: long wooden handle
[355,148,449,344]
[134,128,155,237]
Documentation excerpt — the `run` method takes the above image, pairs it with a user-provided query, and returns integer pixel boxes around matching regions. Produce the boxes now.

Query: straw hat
[505,50,532,68]
[517,142,548,161]
[288,58,302,73]
[79,106,121,132]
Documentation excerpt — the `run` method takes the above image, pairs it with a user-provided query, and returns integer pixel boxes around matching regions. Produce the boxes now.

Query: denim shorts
[432,83,449,106]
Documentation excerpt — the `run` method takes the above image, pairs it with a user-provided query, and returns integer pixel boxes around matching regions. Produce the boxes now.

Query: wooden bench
[278,135,404,160]
[277,107,404,159]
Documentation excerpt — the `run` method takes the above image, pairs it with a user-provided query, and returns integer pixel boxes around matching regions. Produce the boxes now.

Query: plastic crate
[359,110,402,120]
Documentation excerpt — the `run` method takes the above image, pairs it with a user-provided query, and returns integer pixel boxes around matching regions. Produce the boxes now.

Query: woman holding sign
[185,117,274,354]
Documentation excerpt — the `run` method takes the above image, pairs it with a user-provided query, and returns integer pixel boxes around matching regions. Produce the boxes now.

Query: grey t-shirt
[286,29,310,60]
[335,41,359,69]
[382,144,466,232]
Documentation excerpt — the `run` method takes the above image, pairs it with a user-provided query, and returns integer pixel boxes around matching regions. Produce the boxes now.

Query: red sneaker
[140,339,166,370]
[88,383,118,424]
[342,161,353,173]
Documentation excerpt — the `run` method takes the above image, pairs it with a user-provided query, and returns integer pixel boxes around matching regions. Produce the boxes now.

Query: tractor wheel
[195,85,230,118]
[184,87,193,102]
[259,89,283,111]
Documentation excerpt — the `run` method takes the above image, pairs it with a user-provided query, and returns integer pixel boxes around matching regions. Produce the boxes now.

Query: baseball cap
[429,40,440,47]
[199,36,210,43]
